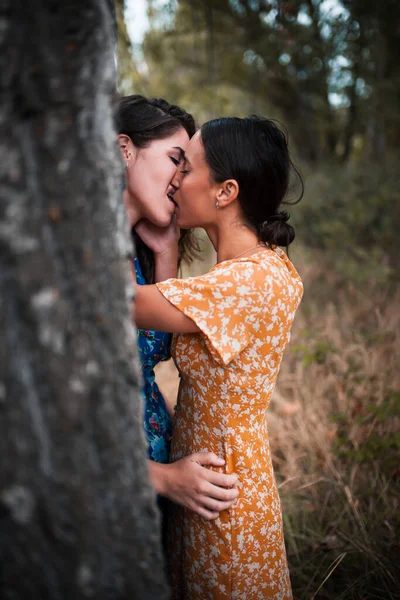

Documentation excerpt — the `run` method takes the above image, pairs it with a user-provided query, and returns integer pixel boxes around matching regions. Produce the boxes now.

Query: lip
[172,189,180,207]
[167,193,178,208]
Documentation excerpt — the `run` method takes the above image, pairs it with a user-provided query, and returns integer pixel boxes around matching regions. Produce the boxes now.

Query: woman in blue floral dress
[115,96,239,526]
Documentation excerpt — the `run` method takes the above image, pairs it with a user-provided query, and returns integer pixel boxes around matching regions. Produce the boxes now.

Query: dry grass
[156,246,400,599]
[270,250,400,599]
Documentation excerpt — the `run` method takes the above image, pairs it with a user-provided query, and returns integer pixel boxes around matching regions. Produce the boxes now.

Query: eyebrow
[172,146,186,161]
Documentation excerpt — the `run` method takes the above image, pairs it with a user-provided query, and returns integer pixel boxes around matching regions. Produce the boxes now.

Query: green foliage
[332,391,400,474]
[282,474,400,599]
[136,0,400,165]
[292,336,337,367]
[294,157,400,283]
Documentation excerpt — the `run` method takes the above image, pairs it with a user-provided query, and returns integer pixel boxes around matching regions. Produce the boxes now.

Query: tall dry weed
[271,250,400,598]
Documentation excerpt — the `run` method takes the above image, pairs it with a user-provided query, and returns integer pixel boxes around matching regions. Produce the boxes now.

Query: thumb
[192,452,225,467]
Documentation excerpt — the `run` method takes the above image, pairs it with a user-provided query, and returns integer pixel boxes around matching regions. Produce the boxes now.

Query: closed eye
[180,169,190,175]
[170,156,181,166]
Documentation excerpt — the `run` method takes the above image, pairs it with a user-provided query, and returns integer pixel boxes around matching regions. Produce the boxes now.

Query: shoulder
[220,247,303,298]
[208,248,278,287]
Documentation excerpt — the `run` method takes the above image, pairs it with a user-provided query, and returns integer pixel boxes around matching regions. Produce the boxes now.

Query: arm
[134,217,179,282]
[148,454,239,520]
[134,283,199,333]
[154,247,178,282]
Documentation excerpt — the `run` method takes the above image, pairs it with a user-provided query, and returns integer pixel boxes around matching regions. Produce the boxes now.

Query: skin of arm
[134,217,179,282]
[133,283,239,518]
[154,247,179,282]
[134,283,199,333]
[132,262,239,518]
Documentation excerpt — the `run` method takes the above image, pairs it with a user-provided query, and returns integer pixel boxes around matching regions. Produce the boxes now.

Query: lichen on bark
[0,1,169,598]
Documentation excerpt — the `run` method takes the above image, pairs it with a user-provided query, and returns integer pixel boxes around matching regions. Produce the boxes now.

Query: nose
[170,167,181,191]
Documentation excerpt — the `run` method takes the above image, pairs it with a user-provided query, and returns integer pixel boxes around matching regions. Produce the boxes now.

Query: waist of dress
[173,408,269,445]
[177,375,274,406]
[174,398,270,423]
[170,425,273,470]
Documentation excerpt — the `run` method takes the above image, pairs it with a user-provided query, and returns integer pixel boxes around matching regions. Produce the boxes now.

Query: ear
[118,134,137,162]
[215,179,239,208]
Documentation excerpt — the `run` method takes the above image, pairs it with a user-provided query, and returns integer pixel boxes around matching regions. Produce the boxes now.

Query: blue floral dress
[134,257,173,463]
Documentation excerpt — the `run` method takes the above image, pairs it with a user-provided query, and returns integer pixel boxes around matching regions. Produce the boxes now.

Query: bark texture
[0,1,168,598]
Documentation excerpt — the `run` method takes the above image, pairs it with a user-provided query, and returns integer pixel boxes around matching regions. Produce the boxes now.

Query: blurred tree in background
[138,0,400,163]
[118,0,400,282]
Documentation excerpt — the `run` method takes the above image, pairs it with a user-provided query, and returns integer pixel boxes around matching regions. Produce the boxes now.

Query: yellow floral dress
[156,247,303,600]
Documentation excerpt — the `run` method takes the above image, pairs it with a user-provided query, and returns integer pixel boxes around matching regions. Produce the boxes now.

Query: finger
[192,452,225,467]
[200,496,237,512]
[192,504,219,521]
[204,470,239,488]
[200,482,239,502]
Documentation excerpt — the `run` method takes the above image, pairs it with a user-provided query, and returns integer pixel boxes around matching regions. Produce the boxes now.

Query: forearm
[133,284,199,333]
[154,249,178,282]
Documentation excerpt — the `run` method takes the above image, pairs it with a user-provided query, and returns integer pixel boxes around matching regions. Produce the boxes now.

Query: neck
[206,222,259,263]
[123,189,142,228]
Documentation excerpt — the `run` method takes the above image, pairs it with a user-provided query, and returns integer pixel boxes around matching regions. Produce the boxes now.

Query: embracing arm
[134,283,199,333]
[134,258,239,518]
[148,454,239,520]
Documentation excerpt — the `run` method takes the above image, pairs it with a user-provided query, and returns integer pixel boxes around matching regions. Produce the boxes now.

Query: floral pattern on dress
[156,247,303,600]
[135,257,172,463]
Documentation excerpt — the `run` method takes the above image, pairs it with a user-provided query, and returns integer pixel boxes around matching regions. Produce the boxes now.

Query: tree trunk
[0,1,168,598]
[341,69,358,163]
[305,0,338,158]
[204,0,216,85]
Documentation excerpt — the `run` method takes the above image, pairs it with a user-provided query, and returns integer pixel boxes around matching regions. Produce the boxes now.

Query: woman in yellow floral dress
[135,116,303,599]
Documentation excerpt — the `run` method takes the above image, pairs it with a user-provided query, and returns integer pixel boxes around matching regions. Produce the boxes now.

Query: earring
[216,201,220,210]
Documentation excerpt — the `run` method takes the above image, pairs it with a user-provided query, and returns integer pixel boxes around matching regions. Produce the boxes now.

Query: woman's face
[124,127,189,227]
[171,131,217,229]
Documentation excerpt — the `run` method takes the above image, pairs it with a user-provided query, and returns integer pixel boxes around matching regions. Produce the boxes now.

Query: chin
[176,215,196,229]
[153,213,174,227]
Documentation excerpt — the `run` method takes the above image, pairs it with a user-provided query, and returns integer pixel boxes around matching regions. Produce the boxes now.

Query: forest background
[117,1,399,598]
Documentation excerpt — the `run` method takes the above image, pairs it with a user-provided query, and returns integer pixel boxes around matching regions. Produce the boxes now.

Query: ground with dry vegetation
[155,246,400,599]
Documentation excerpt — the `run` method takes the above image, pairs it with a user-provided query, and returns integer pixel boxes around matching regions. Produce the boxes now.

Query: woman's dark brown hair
[115,95,200,283]
[201,116,303,249]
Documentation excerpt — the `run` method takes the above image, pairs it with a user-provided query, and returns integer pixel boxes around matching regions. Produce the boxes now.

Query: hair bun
[261,211,290,227]
[257,211,294,247]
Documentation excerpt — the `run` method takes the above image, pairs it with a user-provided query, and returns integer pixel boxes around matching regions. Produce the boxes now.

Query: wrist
[154,248,179,281]
[148,461,172,498]
[154,245,178,260]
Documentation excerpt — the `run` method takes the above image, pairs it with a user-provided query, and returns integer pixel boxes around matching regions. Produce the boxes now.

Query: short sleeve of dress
[156,258,272,366]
